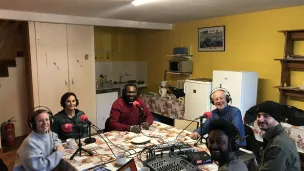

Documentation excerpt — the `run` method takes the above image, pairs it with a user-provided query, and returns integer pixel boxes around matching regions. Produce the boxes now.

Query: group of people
[13,92,89,170]
[13,83,301,171]
[190,88,300,171]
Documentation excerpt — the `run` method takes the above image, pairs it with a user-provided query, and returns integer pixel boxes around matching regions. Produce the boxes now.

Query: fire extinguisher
[1,117,16,147]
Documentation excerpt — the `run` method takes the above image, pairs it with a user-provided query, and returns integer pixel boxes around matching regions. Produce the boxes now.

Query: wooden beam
[0,9,172,30]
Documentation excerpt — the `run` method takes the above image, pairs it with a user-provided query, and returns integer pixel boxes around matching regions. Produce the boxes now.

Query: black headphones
[122,83,139,98]
[206,130,240,151]
[28,106,54,130]
[209,87,232,105]
[60,92,79,108]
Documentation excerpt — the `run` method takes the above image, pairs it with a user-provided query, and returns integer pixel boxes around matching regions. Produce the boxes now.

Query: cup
[66,138,75,149]
[116,154,126,166]
[139,167,150,171]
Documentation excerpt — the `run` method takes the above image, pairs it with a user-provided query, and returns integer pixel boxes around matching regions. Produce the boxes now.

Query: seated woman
[14,109,64,171]
[51,92,88,141]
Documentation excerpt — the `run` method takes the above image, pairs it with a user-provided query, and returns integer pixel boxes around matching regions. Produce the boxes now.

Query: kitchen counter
[96,87,121,94]
[96,83,147,94]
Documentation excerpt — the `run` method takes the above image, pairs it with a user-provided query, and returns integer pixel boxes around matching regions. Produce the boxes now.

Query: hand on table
[129,125,141,133]
[190,132,200,140]
[141,122,150,130]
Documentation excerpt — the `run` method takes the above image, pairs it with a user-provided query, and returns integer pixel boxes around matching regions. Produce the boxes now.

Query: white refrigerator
[184,80,212,120]
[212,70,258,118]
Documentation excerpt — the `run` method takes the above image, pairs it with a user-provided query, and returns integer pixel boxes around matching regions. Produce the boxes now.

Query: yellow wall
[138,5,304,109]
[94,26,140,61]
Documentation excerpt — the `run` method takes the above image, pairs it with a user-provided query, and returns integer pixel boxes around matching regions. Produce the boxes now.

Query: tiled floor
[0,136,26,171]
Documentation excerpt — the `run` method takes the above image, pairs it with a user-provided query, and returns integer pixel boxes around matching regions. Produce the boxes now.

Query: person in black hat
[256,101,300,171]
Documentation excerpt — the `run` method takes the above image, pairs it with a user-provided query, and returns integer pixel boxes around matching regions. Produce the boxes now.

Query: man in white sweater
[13,109,64,171]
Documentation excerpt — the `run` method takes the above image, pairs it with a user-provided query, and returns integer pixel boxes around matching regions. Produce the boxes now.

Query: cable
[90,126,117,157]
[140,129,168,144]
[175,117,199,140]
[91,124,137,156]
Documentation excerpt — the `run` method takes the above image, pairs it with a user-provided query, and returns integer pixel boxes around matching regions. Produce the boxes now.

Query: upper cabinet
[94,27,138,62]
[28,22,96,122]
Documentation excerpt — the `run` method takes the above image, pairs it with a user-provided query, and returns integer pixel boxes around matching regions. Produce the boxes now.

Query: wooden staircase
[0,20,27,77]
[0,60,16,77]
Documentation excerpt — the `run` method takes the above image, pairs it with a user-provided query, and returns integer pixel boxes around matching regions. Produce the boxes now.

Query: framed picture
[198,26,225,52]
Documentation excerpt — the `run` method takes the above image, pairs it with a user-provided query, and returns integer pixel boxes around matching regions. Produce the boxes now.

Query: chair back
[104,117,111,132]
[174,119,199,132]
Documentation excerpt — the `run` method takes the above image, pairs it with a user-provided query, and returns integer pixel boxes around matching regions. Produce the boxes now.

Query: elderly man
[256,101,300,171]
[190,88,246,147]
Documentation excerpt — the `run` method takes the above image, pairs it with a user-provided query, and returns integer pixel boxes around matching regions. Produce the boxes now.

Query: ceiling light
[131,0,155,6]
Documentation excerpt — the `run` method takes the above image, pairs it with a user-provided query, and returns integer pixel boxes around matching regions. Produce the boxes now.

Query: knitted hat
[256,101,282,122]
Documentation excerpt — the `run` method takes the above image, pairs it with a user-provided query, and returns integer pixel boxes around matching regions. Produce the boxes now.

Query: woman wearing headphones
[14,109,64,171]
[51,92,88,141]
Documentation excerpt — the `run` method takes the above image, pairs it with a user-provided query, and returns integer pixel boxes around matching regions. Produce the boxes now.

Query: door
[67,25,96,123]
[35,22,69,113]
[96,92,119,130]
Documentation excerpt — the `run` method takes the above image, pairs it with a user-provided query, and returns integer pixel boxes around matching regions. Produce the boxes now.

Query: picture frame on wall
[198,26,225,52]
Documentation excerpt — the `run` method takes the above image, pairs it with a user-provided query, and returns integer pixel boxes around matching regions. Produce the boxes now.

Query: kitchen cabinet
[96,91,119,130]
[29,22,96,123]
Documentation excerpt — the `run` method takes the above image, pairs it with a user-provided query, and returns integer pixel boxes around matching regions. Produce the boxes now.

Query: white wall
[0,57,29,137]
[95,61,147,83]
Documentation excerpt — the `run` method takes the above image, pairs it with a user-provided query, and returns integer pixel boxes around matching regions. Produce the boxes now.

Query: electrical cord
[91,124,137,156]
[175,117,199,140]
[90,126,117,157]
[140,129,168,144]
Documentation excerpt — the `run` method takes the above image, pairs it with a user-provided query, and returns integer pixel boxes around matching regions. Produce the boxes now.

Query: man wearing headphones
[14,109,64,171]
[108,83,154,133]
[207,119,248,171]
[190,88,246,147]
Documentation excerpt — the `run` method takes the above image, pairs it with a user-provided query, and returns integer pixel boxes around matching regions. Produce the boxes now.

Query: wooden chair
[174,119,199,132]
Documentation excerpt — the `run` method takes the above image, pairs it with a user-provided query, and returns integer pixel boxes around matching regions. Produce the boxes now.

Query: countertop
[96,87,121,94]
[96,83,147,94]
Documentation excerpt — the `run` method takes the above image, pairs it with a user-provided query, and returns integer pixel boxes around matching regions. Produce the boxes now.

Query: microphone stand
[200,117,203,144]
[194,118,204,146]
[85,123,96,144]
[70,126,93,160]
[138,106,144,126]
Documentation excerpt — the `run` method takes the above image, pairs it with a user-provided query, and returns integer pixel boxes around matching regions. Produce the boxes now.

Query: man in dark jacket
[256,101,300,171]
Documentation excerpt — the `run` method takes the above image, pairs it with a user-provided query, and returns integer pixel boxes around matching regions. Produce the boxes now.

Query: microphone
[80,115,92,124]
[61,123,87,132]
[133,101,143,111]
[199,112,212,120]
[133,101,144,126]
[80,115,96,144]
